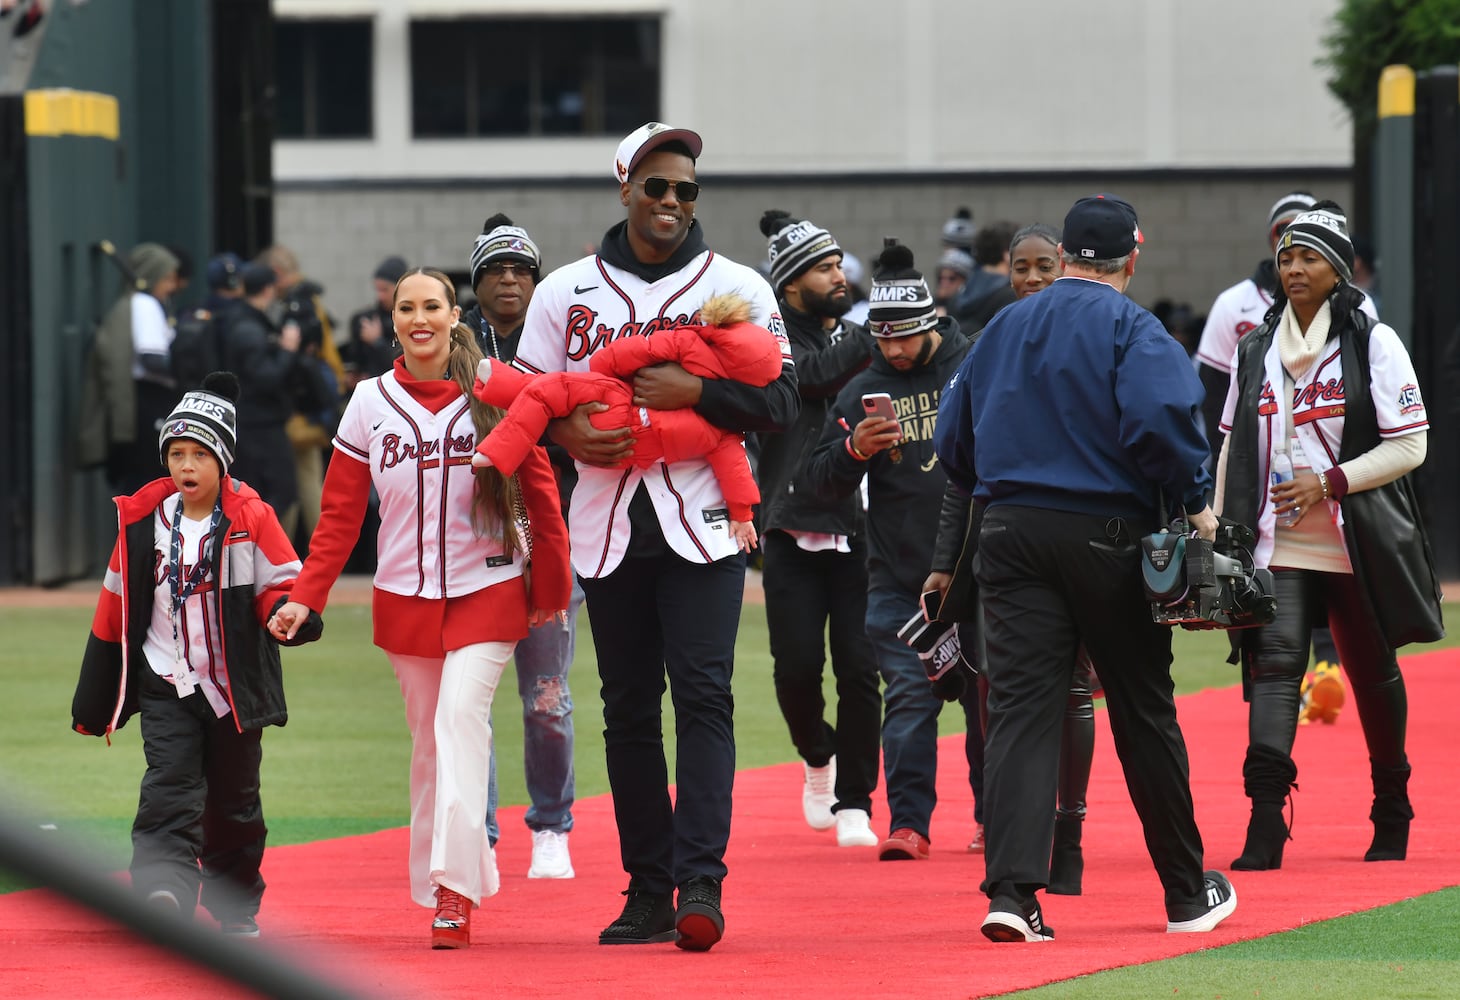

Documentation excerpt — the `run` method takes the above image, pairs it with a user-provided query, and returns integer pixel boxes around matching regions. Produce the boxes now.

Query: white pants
[388,642,511,908]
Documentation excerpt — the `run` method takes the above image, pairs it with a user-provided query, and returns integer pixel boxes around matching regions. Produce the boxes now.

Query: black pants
[1248,569,1406,765]
[976,506,1204,906]
[130,663,266,921]
[761,530,881,814]
[580,550,745,893]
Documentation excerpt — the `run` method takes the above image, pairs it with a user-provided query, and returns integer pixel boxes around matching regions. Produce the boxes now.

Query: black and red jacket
[71,476,319,739]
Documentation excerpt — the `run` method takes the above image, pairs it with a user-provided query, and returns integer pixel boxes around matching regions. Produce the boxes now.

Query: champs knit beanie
[159,372,240,475]
[1267,191,1317,232]
[866,240,938,339]
[760,209,842,293]
[1276,200,1355,282]
[470,213,542,286]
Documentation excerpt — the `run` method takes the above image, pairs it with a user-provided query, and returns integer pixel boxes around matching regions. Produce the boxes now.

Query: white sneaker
[802,757,836,830]
[835,808,879,847]
[527,829,575,879]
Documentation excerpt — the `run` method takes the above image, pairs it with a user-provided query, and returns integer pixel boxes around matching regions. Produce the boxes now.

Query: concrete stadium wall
[275,169,1353,329]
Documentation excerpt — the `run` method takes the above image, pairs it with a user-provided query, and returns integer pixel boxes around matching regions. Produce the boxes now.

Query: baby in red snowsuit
[471,293,782,552]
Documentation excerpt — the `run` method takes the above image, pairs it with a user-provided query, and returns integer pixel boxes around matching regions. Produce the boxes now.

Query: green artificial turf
[2,595,1457,997]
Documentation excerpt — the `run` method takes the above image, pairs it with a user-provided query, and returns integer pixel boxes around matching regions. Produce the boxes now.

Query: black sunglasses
[634,177,700,202]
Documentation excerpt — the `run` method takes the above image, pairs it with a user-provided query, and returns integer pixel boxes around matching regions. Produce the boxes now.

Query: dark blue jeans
[865,586,947,839]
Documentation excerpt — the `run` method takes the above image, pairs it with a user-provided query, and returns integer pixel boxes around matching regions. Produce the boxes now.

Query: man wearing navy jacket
[935,195,1237,942]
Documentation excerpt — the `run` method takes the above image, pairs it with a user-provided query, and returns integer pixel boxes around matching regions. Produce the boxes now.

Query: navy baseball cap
[206,252,243,291]
[1062,195,1144,260]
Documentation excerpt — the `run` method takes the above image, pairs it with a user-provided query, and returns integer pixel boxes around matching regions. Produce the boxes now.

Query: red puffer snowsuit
[473,315,782,522]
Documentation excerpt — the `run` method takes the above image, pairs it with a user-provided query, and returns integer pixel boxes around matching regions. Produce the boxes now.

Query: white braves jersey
[143,506,231,718]
[1197,276,1378,375]
[514,249,789,578]
[333,371,524,597]
[1218,320,1427,568]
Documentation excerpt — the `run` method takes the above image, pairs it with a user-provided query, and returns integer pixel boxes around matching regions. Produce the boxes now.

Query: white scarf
[1277,298,1332,380]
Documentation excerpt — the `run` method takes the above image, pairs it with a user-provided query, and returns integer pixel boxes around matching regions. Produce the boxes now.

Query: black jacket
[221,301,300,427]
[755,303,874,535]
[1222,293,1444,648]
[803,317,972,595]
[72,477,321,737]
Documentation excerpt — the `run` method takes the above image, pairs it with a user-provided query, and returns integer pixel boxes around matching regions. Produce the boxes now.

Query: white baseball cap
[613,121,703,183]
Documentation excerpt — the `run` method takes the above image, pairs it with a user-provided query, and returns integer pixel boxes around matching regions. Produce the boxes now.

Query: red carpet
[4,650,1459,999]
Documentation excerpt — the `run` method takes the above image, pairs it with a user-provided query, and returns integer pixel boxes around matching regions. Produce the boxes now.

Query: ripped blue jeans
[487,577,583,843]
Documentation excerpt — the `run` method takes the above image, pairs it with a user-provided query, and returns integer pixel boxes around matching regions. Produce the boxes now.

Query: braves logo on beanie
[159,372,239,474]
[867,240,937,339]
[470,213,542,286]
[760,209,841,293]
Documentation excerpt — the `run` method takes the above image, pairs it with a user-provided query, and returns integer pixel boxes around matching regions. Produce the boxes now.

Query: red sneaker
[877,828,931,861]
[967,823,986,854]
[431,886,471,949]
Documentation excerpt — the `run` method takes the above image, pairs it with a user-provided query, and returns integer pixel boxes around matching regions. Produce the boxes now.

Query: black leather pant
[1248,569,1407,768]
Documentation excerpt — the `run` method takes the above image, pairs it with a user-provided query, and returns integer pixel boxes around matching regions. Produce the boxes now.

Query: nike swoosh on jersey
[574,283,599,294]
[372,420,385,431]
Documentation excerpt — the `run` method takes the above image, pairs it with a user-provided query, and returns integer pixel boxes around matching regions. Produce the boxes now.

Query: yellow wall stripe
[1378,65,1416,120]
[23,89,120,140]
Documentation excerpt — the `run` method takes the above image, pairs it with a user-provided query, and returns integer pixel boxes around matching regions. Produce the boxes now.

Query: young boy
[71,371,322,936]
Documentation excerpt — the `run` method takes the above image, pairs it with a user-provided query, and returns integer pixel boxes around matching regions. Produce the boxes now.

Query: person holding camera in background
[924,221,1099,887]
[936,194,1236,941]
[1215,202,1442,871]
[803,240,974,862]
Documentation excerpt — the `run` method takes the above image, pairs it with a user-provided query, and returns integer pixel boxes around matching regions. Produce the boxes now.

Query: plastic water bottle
[1271,451,1297,527]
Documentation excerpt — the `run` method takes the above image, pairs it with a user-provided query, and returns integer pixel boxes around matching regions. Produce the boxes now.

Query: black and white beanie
[866,241,938,339]
[941,208,976,252]
[159,372,239,474]
[1276,201,1354,282]
[469,213,542,286]
[760,210,841,293]
[937,248,975,279]
[1267,191,1317,233]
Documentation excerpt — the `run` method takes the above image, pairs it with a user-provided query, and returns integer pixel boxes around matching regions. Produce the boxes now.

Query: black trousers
[976,506,1204,906]
[580,550,745,893]
[1248,569,1406,766]
[130,663,266,921]
[761,530,881,814]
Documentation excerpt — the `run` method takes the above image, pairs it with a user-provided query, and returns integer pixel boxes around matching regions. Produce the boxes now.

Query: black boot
[1231,744,1297,871]
[1047,811,1084,895]
[1364,760,1413,862]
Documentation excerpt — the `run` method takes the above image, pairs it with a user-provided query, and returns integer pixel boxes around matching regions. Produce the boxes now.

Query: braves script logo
[1294,378,1343,408]
[379,433,475,472]
[563,306,702,361]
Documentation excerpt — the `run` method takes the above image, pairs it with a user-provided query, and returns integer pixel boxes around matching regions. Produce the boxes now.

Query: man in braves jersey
[513,121,797,952]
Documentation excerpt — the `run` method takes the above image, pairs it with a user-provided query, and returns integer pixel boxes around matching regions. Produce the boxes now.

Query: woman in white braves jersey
[270,268,570,949]
[1217,203,1442,872]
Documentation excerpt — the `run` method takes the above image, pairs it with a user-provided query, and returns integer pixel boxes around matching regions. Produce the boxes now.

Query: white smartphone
[861,392,897,424]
